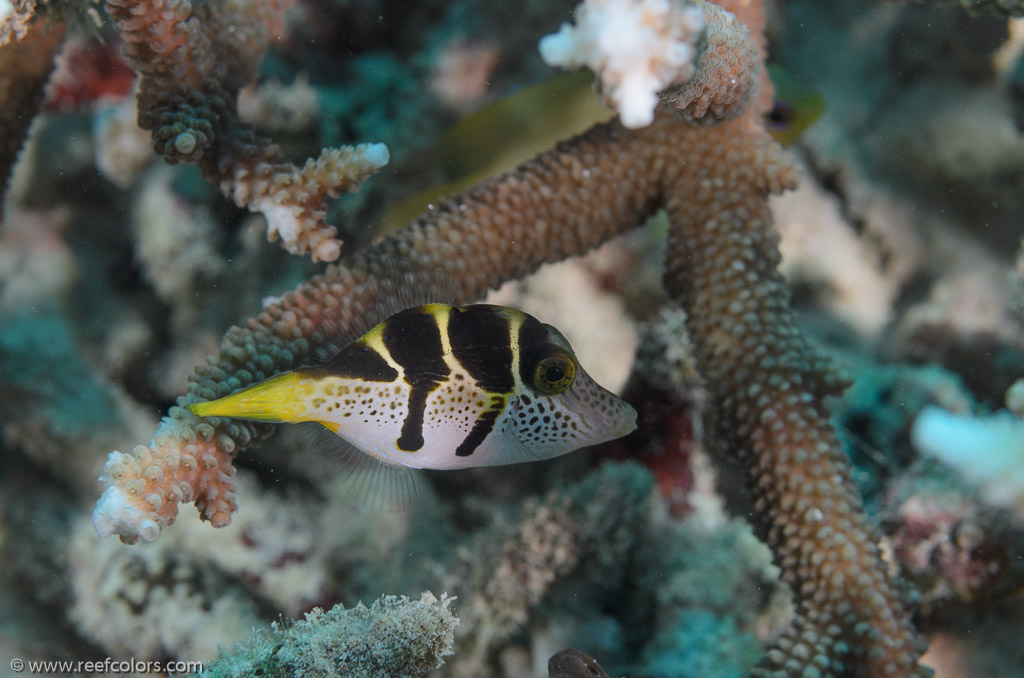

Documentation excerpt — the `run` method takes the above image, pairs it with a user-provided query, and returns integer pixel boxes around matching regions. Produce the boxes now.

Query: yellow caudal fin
[188,371,315,423]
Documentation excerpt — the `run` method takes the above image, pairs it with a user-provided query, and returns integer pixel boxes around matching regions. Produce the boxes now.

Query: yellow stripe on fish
[190,304,636,471]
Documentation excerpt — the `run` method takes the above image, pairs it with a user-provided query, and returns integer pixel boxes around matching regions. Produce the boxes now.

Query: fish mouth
[614,405,638,438]
[564,378,637,444]
[592,402,637,443]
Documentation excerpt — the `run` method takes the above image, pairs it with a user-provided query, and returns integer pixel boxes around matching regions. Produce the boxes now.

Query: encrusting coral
[198,591,458,677]
[84,0,932,675]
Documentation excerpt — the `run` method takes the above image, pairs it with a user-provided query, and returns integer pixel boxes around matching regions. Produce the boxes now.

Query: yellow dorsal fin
[189,371,314,423]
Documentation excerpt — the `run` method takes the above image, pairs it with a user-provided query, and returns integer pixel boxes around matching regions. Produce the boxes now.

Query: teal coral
[642,610,760,678]
[0,308,153,497]
[197,592,458,678]
[0,309,116,432]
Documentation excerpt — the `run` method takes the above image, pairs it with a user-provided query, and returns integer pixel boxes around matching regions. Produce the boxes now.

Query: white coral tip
[538,0,706,129]
[361,142,390,169]
[538,24,577,66]
[913,406,1024,508]
[93,485,161,542]
[314,238,341,262]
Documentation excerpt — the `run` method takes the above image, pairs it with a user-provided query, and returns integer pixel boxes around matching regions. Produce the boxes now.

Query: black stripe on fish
[317,342,399,382]
[383,307,450,452]
[516,314,553,384]
[448,305,515,393]
[455,395,505,457]
[398,387,432,452]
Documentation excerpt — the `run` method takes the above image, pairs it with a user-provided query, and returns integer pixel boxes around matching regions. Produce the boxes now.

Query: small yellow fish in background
[190,303,636,508]
[765,63,825,148]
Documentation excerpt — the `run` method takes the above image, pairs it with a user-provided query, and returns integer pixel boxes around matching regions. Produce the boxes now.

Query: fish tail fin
[189,371,312,423]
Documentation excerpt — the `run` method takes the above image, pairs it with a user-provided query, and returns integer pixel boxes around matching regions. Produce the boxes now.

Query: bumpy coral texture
[93,0,930,675]
[661,119,928,677]
[104,0,387,262]
[661,0,762,122]
[94,419,240,542]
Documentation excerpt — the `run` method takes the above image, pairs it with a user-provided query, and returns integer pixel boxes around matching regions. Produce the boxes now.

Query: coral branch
[104,0,388,261]
[228,144,390,263]
[0,15,66,201]
[93,419,238,542]
[661,117,928,677]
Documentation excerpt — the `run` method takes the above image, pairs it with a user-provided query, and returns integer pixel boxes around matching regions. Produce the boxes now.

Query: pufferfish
[189,303,636,507]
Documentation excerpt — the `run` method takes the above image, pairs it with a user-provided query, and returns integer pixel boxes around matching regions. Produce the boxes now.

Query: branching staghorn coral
[93,0,931,675]
[104,0,388,262]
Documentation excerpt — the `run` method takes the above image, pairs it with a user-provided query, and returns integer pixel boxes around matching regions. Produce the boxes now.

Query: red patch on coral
[607,377,696,517]
[881,488,1024,607]
[45,39,136,112]
[646,406,696,516]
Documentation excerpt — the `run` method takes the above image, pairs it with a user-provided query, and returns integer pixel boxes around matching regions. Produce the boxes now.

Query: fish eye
[545,364,565,382]
[529,349,576,395]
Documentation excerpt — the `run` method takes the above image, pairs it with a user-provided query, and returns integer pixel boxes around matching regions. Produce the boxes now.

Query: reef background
[1,1,1023,676]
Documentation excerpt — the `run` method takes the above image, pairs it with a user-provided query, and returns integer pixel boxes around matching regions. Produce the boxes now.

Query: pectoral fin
[303,424,418,512]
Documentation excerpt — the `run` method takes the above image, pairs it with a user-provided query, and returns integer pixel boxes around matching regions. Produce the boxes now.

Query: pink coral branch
[94,416,238,542]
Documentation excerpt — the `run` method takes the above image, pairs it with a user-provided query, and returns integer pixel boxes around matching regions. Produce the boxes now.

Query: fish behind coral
[190,303,636,507]
[765,63,825,147]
